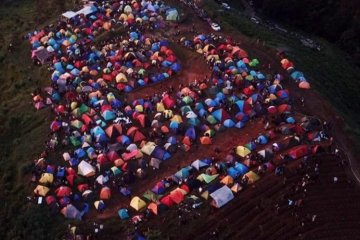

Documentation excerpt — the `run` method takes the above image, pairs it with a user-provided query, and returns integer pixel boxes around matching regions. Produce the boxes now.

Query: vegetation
[252,0,360,66]
[0,0,76,239]
[205,0,360,138]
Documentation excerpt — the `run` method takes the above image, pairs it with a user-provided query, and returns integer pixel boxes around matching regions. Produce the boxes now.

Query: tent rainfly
[210,185,234,208]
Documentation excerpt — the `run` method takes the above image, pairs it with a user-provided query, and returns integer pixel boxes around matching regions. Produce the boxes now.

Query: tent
[78,160,95,177]
[100,187,111,200]
[197,173,219,183]
[236,146,251,157]
[149,157,161,169]
[191,159,209,170]
[220,175,234,185]
[244,171,260,183]
[288,145,309,159]
[130,196,146,211]
[34,185,50,196]
[61,204,82,220]
[39,173,54,184]
[169,189,185,204]
[210,185,234,208]
[118,208,130,219]
[231,183,243,193]
[166,8,179,21]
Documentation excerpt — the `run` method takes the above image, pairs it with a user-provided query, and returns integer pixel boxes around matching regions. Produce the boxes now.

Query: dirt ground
[82,3,360,239]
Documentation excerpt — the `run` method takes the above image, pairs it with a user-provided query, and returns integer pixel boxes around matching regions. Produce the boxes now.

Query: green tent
[70,136,81,147]
[207,115,217,125]
[143,190,160,202]
[197,173,219,183]
[249,58,259,67]
[79,104,90,114]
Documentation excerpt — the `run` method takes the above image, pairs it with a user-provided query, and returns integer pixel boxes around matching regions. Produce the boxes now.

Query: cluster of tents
[280,58,311,89]
[115,121,325,218]
[28,1,322,221]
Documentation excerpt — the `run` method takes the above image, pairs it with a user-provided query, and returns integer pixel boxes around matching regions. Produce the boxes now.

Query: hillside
[252,0,360,65]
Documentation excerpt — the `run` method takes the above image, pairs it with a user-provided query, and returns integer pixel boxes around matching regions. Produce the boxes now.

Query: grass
[0,1,77,239]
[204,0,360,137]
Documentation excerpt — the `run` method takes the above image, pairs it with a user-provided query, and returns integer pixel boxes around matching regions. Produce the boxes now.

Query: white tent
[76,5,97,16]
[210,185,234,208]
[62,11,77,19]
[96,174,109,185]
[78,160,96,177]
[149,158,161,169]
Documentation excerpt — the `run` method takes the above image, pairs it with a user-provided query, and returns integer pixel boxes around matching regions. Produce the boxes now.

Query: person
[300,97,305,106]
[333,176,338,183]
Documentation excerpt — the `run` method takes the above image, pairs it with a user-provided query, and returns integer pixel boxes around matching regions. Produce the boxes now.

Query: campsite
[0,0,360,239]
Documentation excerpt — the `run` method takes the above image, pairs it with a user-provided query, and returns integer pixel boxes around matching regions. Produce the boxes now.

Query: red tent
[160,195,174,207]
[169,190,184,204]
[55,186,72,197]
[162,95,175,109]
[288,145,309,159]
[127,127,146,142]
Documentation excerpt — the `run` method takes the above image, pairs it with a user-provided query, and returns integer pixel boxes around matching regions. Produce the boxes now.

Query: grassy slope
[0,1,76,239]
[205,0,360,136]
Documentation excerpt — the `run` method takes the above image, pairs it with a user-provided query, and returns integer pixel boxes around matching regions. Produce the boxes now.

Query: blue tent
[191,159,209,170]
[167,136,177,145]
[91,126,105,137]
[169,121,179,129]
[102,110,116,121]
[170,63,181,72]
[118,209,130,219]
[75,148,86,158]
[227,167,241,179]
[223,119,235,128]
[185,127,196,139]
[175,167,190,179]
[234,162,249,175]
[257,135,268,145]
[129,32,139,40]
[235,121,245,128]
[286,117,295,123]
[234,100,245,112]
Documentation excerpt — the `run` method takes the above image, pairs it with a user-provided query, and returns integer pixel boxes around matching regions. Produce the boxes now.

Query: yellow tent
[203,44,215,53]
[39,173,54,184]
[163,110,173,118]
[135,105,143,113]
[156,102,165,112]
[236,146,251,157]
[116,73,127,83]
[119,13,128,21]
[201,190,209,200]
[34,185,50,196]
[206,54,220,61]
[170,115,183,123]
[141,141,156,156]
[220,175,234,186]
[130,196,146,211]
[244,171,260,183]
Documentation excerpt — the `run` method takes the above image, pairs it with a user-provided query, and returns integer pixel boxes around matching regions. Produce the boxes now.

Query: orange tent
[299,81,310,89]
[148,202,159,215]
[100,187,111,200]
[200,136,212,145]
